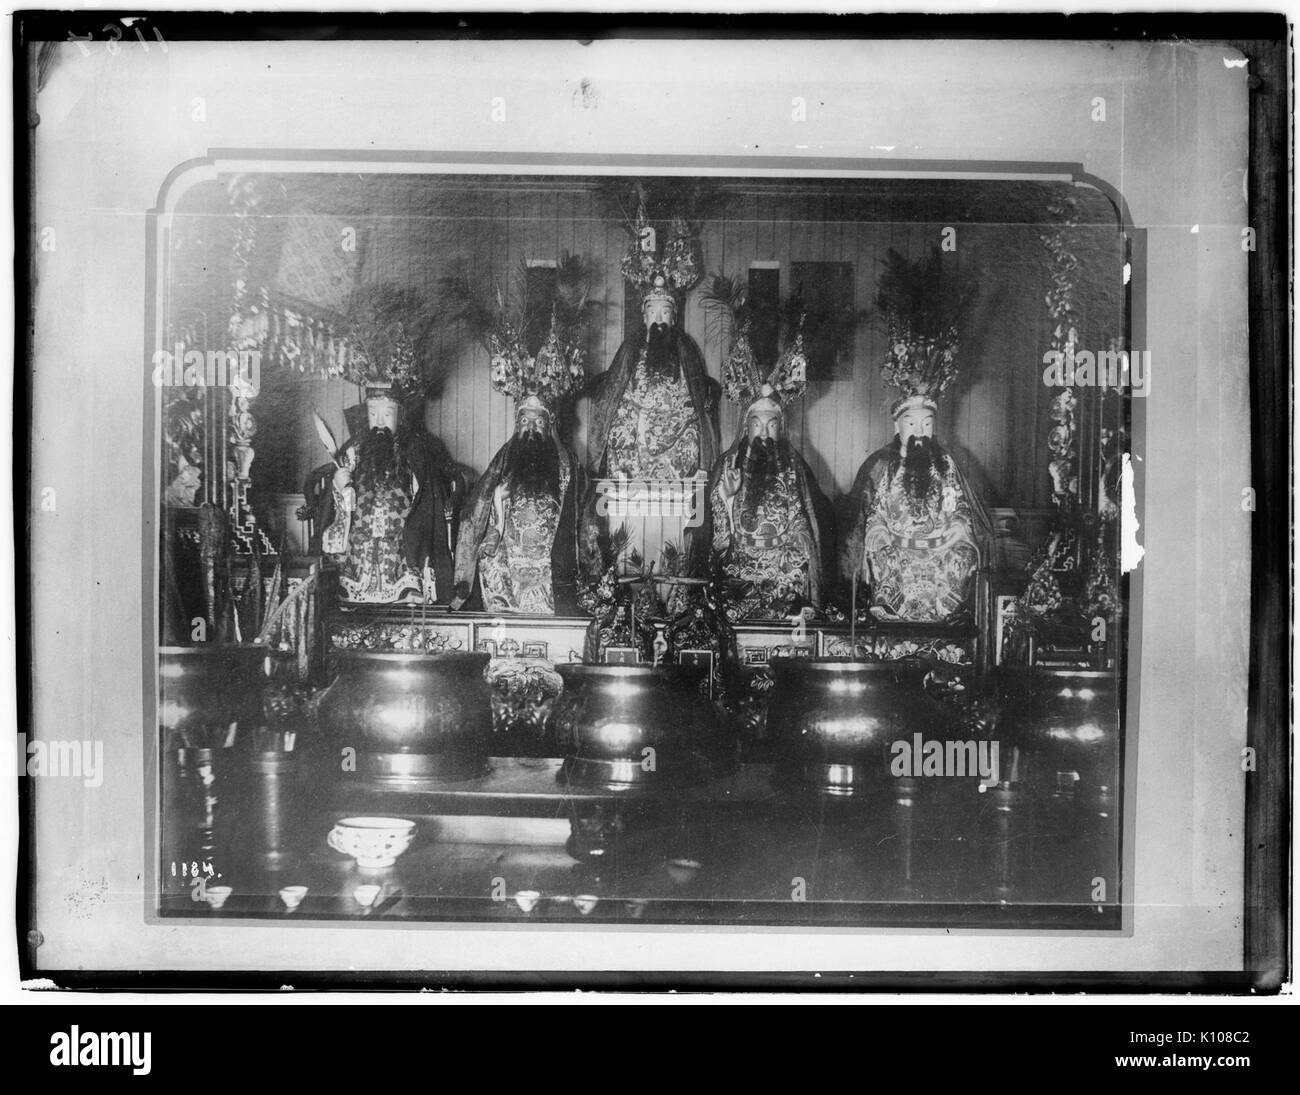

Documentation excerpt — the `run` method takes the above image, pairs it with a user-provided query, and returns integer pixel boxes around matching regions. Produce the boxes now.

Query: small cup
[279,885,308,910]
[353,883,382,908]
[624,898,649,919]
[513,890,541,914]
[666,859,702,887]
[205,885,233,910]
[574,894,599,916]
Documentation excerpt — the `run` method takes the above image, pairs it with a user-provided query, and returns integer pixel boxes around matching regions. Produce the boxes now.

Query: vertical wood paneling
[247,177,1125,558]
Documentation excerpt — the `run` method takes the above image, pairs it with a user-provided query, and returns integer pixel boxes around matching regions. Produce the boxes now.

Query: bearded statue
[842,395,989,623]
[692,316,833,622]
[310,385,458,605]
[582,207,719,479]
[451,393,584,615]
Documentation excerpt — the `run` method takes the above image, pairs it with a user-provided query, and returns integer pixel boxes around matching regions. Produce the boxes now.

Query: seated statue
[843,394,989,623]
[306,384,458,605]
[698,323,833,622]
[452,391,584,616]
[582,204,719,480]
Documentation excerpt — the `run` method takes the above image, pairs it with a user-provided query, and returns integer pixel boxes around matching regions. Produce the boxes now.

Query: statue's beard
[736,435,790,503]
[895,435,945,510]
[507,429,561,498]
[643,322,678,381]
[355,427,406,492]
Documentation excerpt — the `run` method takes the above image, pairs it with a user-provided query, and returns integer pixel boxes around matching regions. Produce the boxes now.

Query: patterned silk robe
[476,464,572,615]
[844,440,987,623]
[606,352,702,480]
[704,444,830,624]
[452,433,584,616]
[585,327,719,479]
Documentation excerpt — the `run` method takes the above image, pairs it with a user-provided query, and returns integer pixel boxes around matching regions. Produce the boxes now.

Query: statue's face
[367,398,399,433]
[896,407,935,447]
[642,297,675,329]
[516,407,551,437]
[745,405,782,442]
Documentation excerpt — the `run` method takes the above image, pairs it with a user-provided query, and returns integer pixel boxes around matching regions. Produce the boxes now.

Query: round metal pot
[551,664,713,791]
[158,645,270,745]
[767,658,942,796]
[316,651,492,785]
[998,667,1121,799]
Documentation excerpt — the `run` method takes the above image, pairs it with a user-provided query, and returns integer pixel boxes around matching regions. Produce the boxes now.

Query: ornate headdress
[439,253,594,419]
[874,246,977,420]
[727,319,809,419]
[340,283,432,402]
[621,198,703,307]
[702,274,808,420]
[362,381,400,408]
[486,314,585,418]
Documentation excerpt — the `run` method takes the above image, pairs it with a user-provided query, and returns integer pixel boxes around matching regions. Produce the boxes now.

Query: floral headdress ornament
[701,273,808,417]
[874,245,977,418]
[620,186,703,299]
[439,253,594,416]
[335,283,432,401]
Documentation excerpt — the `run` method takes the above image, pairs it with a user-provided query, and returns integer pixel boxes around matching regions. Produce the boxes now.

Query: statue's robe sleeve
[303,459,338,556]
[675,332,721,474]
[400,429,456,603]
[841,450,885,588]
[551,446,585,617]
[452,439,514,608]
[678,443,734,584]
[583,341,637,475]
[945,453,993,565]
[795,451,836,611]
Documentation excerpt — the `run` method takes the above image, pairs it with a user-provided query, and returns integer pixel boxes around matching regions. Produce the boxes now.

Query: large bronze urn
[316,651,493,785]
[767,658,942,796]
[157,645,270,745]
[550,664,715,791]
[998,667,1121,801]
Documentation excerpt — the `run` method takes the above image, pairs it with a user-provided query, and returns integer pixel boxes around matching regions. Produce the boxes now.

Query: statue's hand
[719,456,742,499]
[332,464,353,492]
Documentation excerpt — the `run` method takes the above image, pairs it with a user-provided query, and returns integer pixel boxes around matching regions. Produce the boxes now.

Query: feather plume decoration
[340,282,436,398]
[873,245,979,407]
[873,246,977,342]
[437,252,595,407]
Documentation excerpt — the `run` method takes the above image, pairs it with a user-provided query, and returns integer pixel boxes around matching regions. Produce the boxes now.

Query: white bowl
[353,883,382,908]
[328,817,416,869]
[574,894,600,916]
[513,890,541,913]
[278,885,308,910]
[205,884,232,910]
[666,858,703,887]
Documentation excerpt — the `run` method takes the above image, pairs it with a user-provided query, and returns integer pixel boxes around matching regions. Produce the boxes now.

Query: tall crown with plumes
[341,283,432,401]
[621,201,703,301]
[486,311,585,414]
[874,245,976,419]
[880,332,957,418]
[703,274,808,417]
[438,252,594,417]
